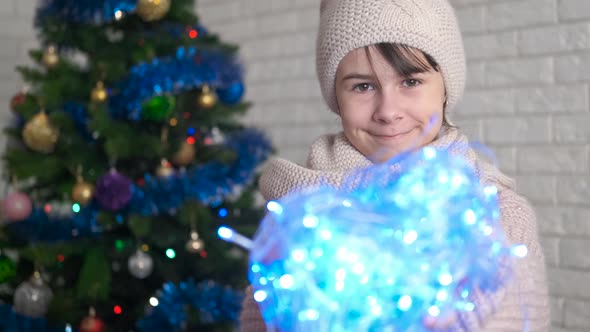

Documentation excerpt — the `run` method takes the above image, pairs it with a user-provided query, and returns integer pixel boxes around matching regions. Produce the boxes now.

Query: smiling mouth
[371,129,413,140]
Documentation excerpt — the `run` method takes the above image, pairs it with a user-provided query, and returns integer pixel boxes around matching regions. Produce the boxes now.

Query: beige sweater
[240,129,550,331]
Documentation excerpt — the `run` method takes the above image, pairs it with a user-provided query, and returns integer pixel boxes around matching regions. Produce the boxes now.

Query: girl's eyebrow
[341,73,375,81]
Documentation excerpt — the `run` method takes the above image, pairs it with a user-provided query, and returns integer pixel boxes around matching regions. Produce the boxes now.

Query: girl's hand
[423,311,458,330]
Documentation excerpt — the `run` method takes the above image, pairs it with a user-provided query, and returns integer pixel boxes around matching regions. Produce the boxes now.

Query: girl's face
[335,45,446,163]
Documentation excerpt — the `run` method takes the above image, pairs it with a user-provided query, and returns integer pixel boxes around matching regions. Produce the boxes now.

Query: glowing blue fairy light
[352,262,365,274]
[254,290,268,302]
[423,146,437,160]
[302,215,319,228]
[371,305,383,316]
[218,226,233,239]
[217,226,252,250]
[451,174,465,188]
[280,275,295,289]
[347,252,359,262]
[243,146,518,331]
[299,309,320,321]
[304,262,316,271]
[436,290,449,301]
[428,306,441,317]
[438,273,453,286]
[512,244,528,258]
[291,249,306,262]
[266,201,283,214]
[463,209,477,225]
[320,229,332,240]
[461,289,470,299]
[311,248,323,257]
[398,295,413,311]
[484,185,498,197]
[403,230,418,244]
[218,208,228,218]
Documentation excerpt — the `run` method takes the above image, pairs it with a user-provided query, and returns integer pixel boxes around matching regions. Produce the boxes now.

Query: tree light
[166,248,176,259]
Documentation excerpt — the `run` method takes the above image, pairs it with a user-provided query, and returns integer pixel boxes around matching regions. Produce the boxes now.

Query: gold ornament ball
[156,159,174,177]
[72,181,95,205]
[136,0,171,22]
[23,112,59,153]
[90,82,108,103]
[198,86,217,109]
[42,45,60,68]
[172,142,196,166]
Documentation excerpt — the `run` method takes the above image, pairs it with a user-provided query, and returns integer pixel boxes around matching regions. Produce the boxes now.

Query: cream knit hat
[316,0,466,113]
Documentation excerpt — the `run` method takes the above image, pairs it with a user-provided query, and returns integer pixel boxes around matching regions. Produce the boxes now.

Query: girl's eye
[402,79,421,88]
[353,83,375,92]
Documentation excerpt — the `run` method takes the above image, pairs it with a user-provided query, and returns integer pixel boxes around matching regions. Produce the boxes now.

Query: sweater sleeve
[455,189,550,332]
[239,286,267,332]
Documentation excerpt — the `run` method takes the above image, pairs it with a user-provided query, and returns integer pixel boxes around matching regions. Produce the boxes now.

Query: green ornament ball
[0,255,17,283]
[141,95,176,121]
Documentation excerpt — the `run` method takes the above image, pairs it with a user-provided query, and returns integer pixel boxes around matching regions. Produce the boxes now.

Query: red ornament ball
[79,313,106,332]
[2,191,33,222]
[10,92,27,113]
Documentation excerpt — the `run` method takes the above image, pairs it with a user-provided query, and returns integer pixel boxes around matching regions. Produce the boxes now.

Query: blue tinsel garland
[61,102,95,142]
[0,304,73,332]
[7,129,271,243]
[36,0,137,25]
[6,201,101,243]
[136,279,244,332]
[109,46,243,120]
[0,279,243,331]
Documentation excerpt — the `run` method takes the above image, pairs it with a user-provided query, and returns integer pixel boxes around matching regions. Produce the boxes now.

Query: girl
[240,0,550,330]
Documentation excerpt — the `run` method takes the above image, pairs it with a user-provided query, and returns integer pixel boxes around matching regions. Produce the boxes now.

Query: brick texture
[195,2,589,331]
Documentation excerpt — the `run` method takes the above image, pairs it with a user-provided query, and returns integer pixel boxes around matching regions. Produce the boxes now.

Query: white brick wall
[196,0,340,163]
[450,1,590,330]
[0,0,37,195]
[195,0,590,331]
[1,0,589,330]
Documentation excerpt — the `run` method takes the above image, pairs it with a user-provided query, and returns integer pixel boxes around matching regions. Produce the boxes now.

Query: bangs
[365,43,440,77]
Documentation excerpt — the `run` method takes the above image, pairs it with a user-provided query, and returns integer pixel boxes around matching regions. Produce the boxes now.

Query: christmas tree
[0,0,272,331]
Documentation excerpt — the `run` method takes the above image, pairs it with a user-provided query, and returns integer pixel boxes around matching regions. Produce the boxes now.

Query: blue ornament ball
[217,82,244,105]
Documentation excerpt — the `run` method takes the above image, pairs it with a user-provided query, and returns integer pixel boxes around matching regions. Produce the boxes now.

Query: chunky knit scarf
[240,129,550,332]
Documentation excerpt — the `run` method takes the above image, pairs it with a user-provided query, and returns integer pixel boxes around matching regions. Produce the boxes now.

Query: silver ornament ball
[13,273,53,318]
[128,250,153,279]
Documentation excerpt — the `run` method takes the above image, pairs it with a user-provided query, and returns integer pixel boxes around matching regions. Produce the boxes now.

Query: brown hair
[365,43,454,129]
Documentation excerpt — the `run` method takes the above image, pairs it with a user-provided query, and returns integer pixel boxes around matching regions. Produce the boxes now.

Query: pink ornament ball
[2,192,33,222]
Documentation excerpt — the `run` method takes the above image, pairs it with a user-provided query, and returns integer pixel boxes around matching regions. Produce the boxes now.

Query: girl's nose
[372,89,403,124]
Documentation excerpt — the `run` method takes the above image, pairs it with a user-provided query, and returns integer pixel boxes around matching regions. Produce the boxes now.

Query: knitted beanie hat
[316,0,466,113]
